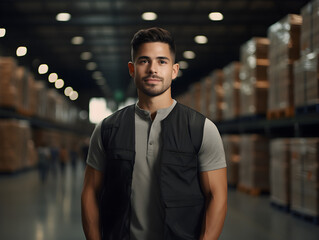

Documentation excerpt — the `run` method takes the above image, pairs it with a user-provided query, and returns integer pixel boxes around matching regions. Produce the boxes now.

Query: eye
[159,60,167,64]
[139,59,148,64]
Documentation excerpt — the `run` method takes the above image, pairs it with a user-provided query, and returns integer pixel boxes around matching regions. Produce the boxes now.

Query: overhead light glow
[183,51,196,59]
[16,46,27,57]
[177,70,183,78]
[81,52,92,60]
[194,35,208,44]
[0,28,6,37]
[141,12,157,21]
[38,64,49,74]
[56,12,71,22]
[70,91,79,101]
[209,12,224,21]
[48,73,58,83]
[86,62,97,70]
[71,36,84,45]
[64,86,73,96]
[92,71,103,80]
[178,61,189,69]
[55,79,64,89]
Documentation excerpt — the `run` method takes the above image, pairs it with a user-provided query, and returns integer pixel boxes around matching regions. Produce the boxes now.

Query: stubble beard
[137,76,171,97]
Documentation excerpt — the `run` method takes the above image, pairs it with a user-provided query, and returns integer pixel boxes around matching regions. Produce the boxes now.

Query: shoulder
[102,104,135,127]
[174,102,206,124]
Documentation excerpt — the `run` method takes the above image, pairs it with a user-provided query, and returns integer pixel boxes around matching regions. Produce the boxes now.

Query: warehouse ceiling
[0,0,310,110]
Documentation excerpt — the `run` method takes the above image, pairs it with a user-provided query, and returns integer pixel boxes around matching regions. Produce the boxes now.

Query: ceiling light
[141,12,157,21]
[86,62,97,70]
[55,79,64,89]
[81,52,92,60]
[48,73,58,83]
[194,35,208,44]
[209,12,223,21]
[92,71,103,80]
[178,61,188,69]
[64,86,73,96]
[16,46,27,57]
[0,28,6,37]
[71,36,84,45]
[38,64,49,74]
[56,13,71,22]
[69,91,79,101]
[183,51,196,59]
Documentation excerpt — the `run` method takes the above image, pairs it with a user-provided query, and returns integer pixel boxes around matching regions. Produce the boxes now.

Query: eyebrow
[137,56,170,61]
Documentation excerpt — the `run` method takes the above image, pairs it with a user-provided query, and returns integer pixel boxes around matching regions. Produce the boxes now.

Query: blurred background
[0,0,319,239]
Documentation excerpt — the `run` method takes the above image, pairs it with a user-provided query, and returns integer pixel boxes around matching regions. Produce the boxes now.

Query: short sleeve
[86,121,106,171]
[198,118,226,172]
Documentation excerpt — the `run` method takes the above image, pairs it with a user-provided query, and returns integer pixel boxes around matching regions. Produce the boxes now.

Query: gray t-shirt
[86,100,226,240]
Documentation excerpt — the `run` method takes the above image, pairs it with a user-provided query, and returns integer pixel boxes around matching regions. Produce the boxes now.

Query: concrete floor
[0,163,318,240]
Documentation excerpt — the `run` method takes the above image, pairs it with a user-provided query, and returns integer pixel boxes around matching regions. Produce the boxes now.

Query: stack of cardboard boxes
[0,57,18,109]
[222,62,241,120]
[290,138,319,218]
[0,120,37,172]
[294,0,319,108]
[209,70,224,122]
[222,135,240,186]
[239,134,269,190]
[239,37,270,116]
[270,138,291,207]
[267,14,302,115]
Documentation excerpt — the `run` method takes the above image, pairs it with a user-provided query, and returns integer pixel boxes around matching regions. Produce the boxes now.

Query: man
[81,27,227,240]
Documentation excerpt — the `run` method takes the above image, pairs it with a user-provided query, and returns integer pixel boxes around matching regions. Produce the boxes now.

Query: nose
[148,61,157,74]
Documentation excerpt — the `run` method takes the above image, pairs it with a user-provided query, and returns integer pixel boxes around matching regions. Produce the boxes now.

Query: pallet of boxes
[267,14,302,119]
[290,0,319,223]
[239,37,269,118]
[0,57,38,172]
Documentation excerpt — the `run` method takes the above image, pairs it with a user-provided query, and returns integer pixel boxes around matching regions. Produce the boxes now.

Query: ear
[128,61,135,78]
[171,63,179,80]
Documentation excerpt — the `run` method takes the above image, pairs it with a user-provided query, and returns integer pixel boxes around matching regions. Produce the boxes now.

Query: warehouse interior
[1,0,319,239]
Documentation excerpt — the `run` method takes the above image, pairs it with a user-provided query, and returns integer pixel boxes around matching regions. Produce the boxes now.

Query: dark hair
[130,27,176,61]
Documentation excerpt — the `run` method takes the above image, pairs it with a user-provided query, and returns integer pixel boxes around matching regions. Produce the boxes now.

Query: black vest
[100,102,206,240]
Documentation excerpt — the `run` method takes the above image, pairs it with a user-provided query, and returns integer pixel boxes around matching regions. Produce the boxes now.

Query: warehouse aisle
[0,165,318,240]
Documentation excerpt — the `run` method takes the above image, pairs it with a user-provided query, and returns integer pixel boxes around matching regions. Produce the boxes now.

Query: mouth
[143,76,162,84]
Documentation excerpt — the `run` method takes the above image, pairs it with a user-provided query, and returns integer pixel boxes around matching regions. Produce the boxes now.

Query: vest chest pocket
[105,148,134,179]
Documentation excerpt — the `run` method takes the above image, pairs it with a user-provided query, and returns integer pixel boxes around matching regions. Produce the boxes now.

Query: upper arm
[198,119,226,172]
[82,165,103,195]
[200,168,227,198]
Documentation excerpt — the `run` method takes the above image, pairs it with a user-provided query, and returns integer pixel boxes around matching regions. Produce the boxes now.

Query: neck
[137,89,173,119]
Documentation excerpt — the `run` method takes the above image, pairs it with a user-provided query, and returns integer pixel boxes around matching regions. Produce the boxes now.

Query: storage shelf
[0,108,93,135]
[215,113,319,138]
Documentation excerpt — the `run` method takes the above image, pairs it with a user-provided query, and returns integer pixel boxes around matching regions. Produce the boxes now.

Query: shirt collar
[135,100,177,121]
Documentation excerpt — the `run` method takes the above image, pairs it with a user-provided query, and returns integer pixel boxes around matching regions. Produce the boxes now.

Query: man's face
[128,42,179,97]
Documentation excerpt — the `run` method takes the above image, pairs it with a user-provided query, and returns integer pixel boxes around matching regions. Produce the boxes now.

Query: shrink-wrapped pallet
[200,76,212,118]
[301,0,319,55]
[0,57,18,109]
[209,69,224,122]
[0,120,36,172]
[290,138,319,218]
[222,135,240,186]
[175,91,192,108]
[267,14,302,114]
[222,62,241,120]
[33,80,47,118]
[239,134,269,190]
[239,37,269,116]
[270,138,291,207]
[190,82,202,113]
[15,67,36,116]
[293,52,319,107]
